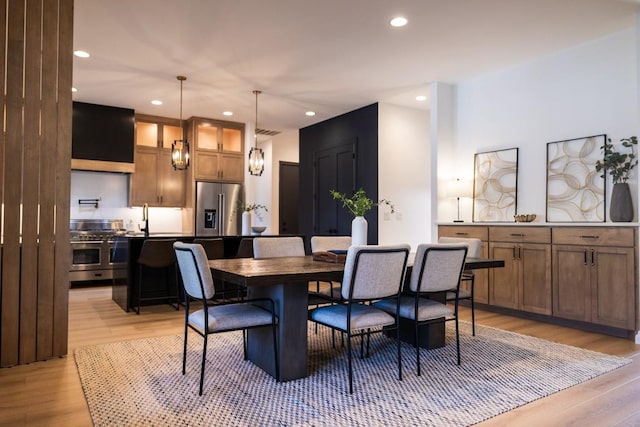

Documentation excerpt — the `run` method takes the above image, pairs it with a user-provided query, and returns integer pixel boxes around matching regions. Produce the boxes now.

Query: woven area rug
[74,322,630,426]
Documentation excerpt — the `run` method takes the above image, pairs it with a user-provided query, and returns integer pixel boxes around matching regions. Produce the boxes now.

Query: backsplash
[70,170,183,233]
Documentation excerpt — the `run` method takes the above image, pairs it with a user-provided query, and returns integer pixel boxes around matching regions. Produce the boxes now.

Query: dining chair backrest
[310,235,352,253]
[341,244,410,301]
[437,236,482,259]
[409,243,468,294]
[174,242,216,300]
[253,236,305,259]
[193,238,225,260]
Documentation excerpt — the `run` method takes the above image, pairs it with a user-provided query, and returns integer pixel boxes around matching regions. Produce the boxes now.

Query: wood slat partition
[0,0,73,367]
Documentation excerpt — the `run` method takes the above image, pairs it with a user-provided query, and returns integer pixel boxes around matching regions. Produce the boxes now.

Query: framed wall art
[473,148,518,222]
[546,134,606,222]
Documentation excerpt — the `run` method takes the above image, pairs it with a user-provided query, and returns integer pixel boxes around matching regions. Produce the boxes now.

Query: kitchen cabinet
[189,117,244,182]
[552,227,636,330]
[488,227,551,315]
[438,225,489,304]
[130,114,186,207]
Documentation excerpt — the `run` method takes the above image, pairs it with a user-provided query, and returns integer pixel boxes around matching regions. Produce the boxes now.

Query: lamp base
[453,220,464,223]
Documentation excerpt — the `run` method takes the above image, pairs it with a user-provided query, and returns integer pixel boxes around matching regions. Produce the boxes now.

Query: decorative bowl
[514,214,536,223]
[251,226,267,234]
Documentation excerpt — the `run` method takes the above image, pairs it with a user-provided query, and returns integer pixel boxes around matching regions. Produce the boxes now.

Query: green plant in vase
[595,136,637,222]
[330,188,395,245]
[236,201,268,235]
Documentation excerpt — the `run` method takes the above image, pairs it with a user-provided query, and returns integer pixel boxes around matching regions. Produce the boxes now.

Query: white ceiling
[73,0,640,135]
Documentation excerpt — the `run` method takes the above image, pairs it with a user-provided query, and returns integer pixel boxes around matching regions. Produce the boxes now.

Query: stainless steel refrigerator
[195,181,243,236]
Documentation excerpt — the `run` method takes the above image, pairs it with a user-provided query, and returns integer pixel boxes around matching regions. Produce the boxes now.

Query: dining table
[209,255,504,381]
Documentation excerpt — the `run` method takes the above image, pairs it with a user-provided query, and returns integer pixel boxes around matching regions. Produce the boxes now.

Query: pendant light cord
[177,76,187,140]
[253,90,261,149]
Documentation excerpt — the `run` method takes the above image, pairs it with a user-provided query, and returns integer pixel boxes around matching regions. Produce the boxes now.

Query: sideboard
[438,224,638,338]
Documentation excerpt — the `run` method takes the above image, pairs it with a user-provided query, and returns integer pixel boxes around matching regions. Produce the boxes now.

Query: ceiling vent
[256,128,281,137]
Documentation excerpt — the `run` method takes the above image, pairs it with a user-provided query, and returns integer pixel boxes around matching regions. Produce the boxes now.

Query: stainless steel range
[70,219,127,282]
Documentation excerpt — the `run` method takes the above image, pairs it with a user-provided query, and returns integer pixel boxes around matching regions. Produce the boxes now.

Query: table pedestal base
[247,282,308,381]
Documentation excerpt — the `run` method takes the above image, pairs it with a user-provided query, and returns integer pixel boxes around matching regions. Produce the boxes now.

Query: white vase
[242,211,252,235]
[351,216,368,246]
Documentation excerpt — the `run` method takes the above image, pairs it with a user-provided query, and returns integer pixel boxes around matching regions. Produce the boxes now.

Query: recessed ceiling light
[415,95,427,102]
[151,100,163,105]
[73,50,90,58]
[305,111,316,116]
[223,111,233,116]
[71,87,78,93]
[390,17,407,27]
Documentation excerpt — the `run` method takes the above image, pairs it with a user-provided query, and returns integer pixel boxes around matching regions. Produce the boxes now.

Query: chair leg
[347,330,354,394]
[397,318,402,382]
[174,265,180,311]
[470,276,476,336]
[455,316,461,365]
[199,334,208,396]
[272,322,280,382]
[242,330,247,360]
[415,319,421,377]
[137,265,143,315]
[182,321,189,375]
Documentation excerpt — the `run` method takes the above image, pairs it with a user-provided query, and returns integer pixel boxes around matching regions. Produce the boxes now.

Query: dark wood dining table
[209,255,504,381]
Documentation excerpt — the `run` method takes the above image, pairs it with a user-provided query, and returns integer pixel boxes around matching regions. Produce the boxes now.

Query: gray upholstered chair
[253,236,305,259]
[173,242,279,395]
[373,243,467,375]
[309,244,410,394]
[438,236,482,335]
[309,235,352,302]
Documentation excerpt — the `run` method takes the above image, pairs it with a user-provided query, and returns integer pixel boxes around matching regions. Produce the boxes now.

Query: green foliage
[330,188,395,217]
[235,201,268,220]
[595,136,638,184]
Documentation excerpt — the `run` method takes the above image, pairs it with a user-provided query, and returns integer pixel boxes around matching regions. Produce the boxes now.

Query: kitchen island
[111,234,301,312]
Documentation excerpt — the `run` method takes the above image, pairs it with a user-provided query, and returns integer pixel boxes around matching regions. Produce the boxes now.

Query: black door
[313,140,356,235]
[279,161,299,234]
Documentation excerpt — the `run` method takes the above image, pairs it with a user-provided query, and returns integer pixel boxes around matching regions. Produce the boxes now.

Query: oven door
[70,241,103,271]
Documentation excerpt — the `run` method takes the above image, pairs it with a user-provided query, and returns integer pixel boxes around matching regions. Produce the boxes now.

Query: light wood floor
[0,286,638,426]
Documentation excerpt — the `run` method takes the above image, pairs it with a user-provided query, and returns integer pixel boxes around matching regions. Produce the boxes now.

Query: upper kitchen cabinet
[72,102,135,173]
[130,114,186,207]
[189,117,244,182]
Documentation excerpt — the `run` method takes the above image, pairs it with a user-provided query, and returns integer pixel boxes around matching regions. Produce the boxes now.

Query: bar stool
[136,238,179,314]
[235,237,254,258]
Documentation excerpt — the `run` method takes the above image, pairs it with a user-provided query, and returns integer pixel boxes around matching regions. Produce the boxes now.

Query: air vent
[256,128,281,137]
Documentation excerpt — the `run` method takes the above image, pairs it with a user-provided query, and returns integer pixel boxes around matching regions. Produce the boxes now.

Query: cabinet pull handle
[513,246,517,259]
[455,232,468,236]
[518,247,522,259]
[580,235,599,239]
[583,249,588,265]
[510,233,525,237]
[591,249,595,266]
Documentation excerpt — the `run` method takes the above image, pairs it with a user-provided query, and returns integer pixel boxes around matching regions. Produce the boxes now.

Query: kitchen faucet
[139,203,149,237]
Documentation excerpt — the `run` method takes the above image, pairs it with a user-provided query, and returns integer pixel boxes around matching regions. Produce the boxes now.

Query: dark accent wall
[299,103,379,246]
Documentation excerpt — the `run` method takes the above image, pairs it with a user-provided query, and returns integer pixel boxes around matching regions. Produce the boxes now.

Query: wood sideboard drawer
[438,225,488,241]
[489,226,551,243]
[552,227,635,247]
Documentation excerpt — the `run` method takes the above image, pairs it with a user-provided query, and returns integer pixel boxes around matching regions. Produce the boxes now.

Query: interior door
[313,141,356,235]
[279,162,299,234]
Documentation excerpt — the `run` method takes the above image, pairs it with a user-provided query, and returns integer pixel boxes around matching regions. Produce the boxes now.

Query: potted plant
[595,136,638,222]
[330,188,394,245]
[236,201,268,235]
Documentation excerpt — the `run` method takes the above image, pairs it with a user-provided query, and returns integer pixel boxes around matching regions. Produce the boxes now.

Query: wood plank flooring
[0,286,638,426]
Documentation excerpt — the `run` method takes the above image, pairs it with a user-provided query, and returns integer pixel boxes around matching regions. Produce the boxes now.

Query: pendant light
[171,75,190,170]
[248,89,264,176]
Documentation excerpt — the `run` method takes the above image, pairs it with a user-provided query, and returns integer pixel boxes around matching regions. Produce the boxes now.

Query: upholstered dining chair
[373,243,467,376]
[173,242,279,395]
[438,236,482,335]
[309,235,352,303]
[253,236,305,259]
[309,244,410,394]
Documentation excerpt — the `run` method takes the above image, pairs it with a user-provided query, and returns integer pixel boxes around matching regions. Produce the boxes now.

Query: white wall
[378,103,431,250]
[452,28,639,222]
[70,171,183,233]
